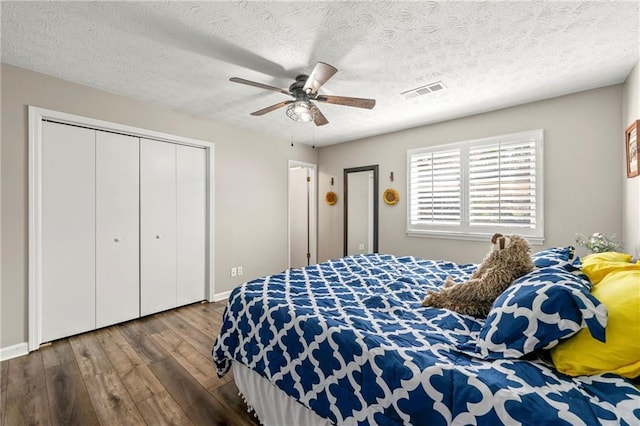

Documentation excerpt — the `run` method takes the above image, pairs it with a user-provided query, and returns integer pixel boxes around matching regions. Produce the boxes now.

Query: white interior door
[42,122,96,341]
[288,161,317,268]
[95,131,140,328]
[140,139,177,316]
[289,166,310,268]
[176,145,206,306]
[30,106,216,350]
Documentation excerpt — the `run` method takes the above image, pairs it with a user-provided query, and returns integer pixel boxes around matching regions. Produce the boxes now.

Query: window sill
[406,229,544,246]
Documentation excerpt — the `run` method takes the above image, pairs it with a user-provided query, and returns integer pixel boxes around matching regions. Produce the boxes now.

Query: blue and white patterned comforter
[212,254,640,425]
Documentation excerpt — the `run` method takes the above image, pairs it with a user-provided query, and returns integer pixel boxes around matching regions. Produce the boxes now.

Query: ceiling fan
[229,62,376,126]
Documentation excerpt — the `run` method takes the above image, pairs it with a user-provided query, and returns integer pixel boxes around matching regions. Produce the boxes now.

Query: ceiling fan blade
[230,77,291,96]
[250,100,293,116]
[312,105,329,126]
[303,62,338,95]
[316,95,376,109]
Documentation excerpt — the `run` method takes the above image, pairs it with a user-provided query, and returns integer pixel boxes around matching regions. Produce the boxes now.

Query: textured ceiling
[2,1,639,147]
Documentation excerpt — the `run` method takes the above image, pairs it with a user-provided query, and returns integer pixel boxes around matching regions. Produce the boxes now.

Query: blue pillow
[476,266,607,359]
[532,246,581,271]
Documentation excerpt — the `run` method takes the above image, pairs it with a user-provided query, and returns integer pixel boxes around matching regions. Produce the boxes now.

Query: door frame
[287,160,318,268]
[343,165,379,257]
[28,106,216,351]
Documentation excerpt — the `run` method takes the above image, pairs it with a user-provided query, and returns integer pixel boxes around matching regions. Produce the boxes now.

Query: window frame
[406,129,544,244]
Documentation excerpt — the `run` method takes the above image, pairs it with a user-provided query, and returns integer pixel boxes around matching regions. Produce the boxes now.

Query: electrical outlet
[231,267,237,278]
[237,266,243,276]
[359,243,365,250]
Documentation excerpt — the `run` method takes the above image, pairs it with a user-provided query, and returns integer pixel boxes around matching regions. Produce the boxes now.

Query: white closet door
[95,132,140,328]
[42,122,96,341]
[140,139,177,316]
[176,145,206,306]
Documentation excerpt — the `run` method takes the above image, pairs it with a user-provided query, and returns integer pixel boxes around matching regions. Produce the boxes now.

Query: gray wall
[318,85,624,263]
[3,62,635,351]
[623,61,640,257]
[0,64,318,348]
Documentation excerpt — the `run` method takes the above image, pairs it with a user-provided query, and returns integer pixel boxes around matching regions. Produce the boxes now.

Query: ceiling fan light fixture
[230,61,375,127]
[286,101,317,122]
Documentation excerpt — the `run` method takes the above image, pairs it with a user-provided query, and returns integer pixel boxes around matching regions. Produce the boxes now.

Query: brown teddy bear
[421,233,534,317]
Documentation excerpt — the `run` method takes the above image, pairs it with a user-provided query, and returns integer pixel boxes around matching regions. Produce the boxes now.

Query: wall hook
[390,171,394,182]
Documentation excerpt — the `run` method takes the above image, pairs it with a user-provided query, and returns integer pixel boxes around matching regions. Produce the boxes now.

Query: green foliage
[574,233,623,254]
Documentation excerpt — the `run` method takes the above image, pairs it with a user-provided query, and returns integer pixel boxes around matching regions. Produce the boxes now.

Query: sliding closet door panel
[176,145,206,306]
[96,132,140,328]
[42,122,96,342]
[140,139,177,316]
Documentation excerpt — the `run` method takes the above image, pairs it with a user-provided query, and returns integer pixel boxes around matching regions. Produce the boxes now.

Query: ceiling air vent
[401,81,447,99]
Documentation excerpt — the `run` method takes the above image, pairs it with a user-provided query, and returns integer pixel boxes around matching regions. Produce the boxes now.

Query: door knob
[114,237,121,242]
[155,235,162,239]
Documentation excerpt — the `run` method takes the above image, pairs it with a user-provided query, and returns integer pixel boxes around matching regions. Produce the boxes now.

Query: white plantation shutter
[409,146,461,226]
[407,130,543,242]
[468,139,536,228]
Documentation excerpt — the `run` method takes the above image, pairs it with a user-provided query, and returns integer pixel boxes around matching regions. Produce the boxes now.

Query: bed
[212,251,640,425]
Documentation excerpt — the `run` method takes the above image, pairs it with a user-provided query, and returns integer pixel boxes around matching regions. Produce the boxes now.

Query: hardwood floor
[1,301,260,426]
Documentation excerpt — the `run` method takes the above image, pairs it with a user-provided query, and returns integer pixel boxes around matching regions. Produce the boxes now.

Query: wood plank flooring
[1,301,260,426]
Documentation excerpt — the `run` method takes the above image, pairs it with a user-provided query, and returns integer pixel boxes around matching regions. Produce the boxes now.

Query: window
[407,129,543,243]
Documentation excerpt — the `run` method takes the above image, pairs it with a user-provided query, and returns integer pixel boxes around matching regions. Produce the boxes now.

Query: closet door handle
[114,237,121,242]
[155,234,162,239]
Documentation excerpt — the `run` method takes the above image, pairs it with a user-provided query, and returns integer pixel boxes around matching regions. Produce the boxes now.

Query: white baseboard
[211,290,231,302]
[0,342,29,361]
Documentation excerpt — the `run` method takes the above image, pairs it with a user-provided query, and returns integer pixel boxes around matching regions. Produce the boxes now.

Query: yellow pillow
[581,252,637,284]
[551,269,640,378]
